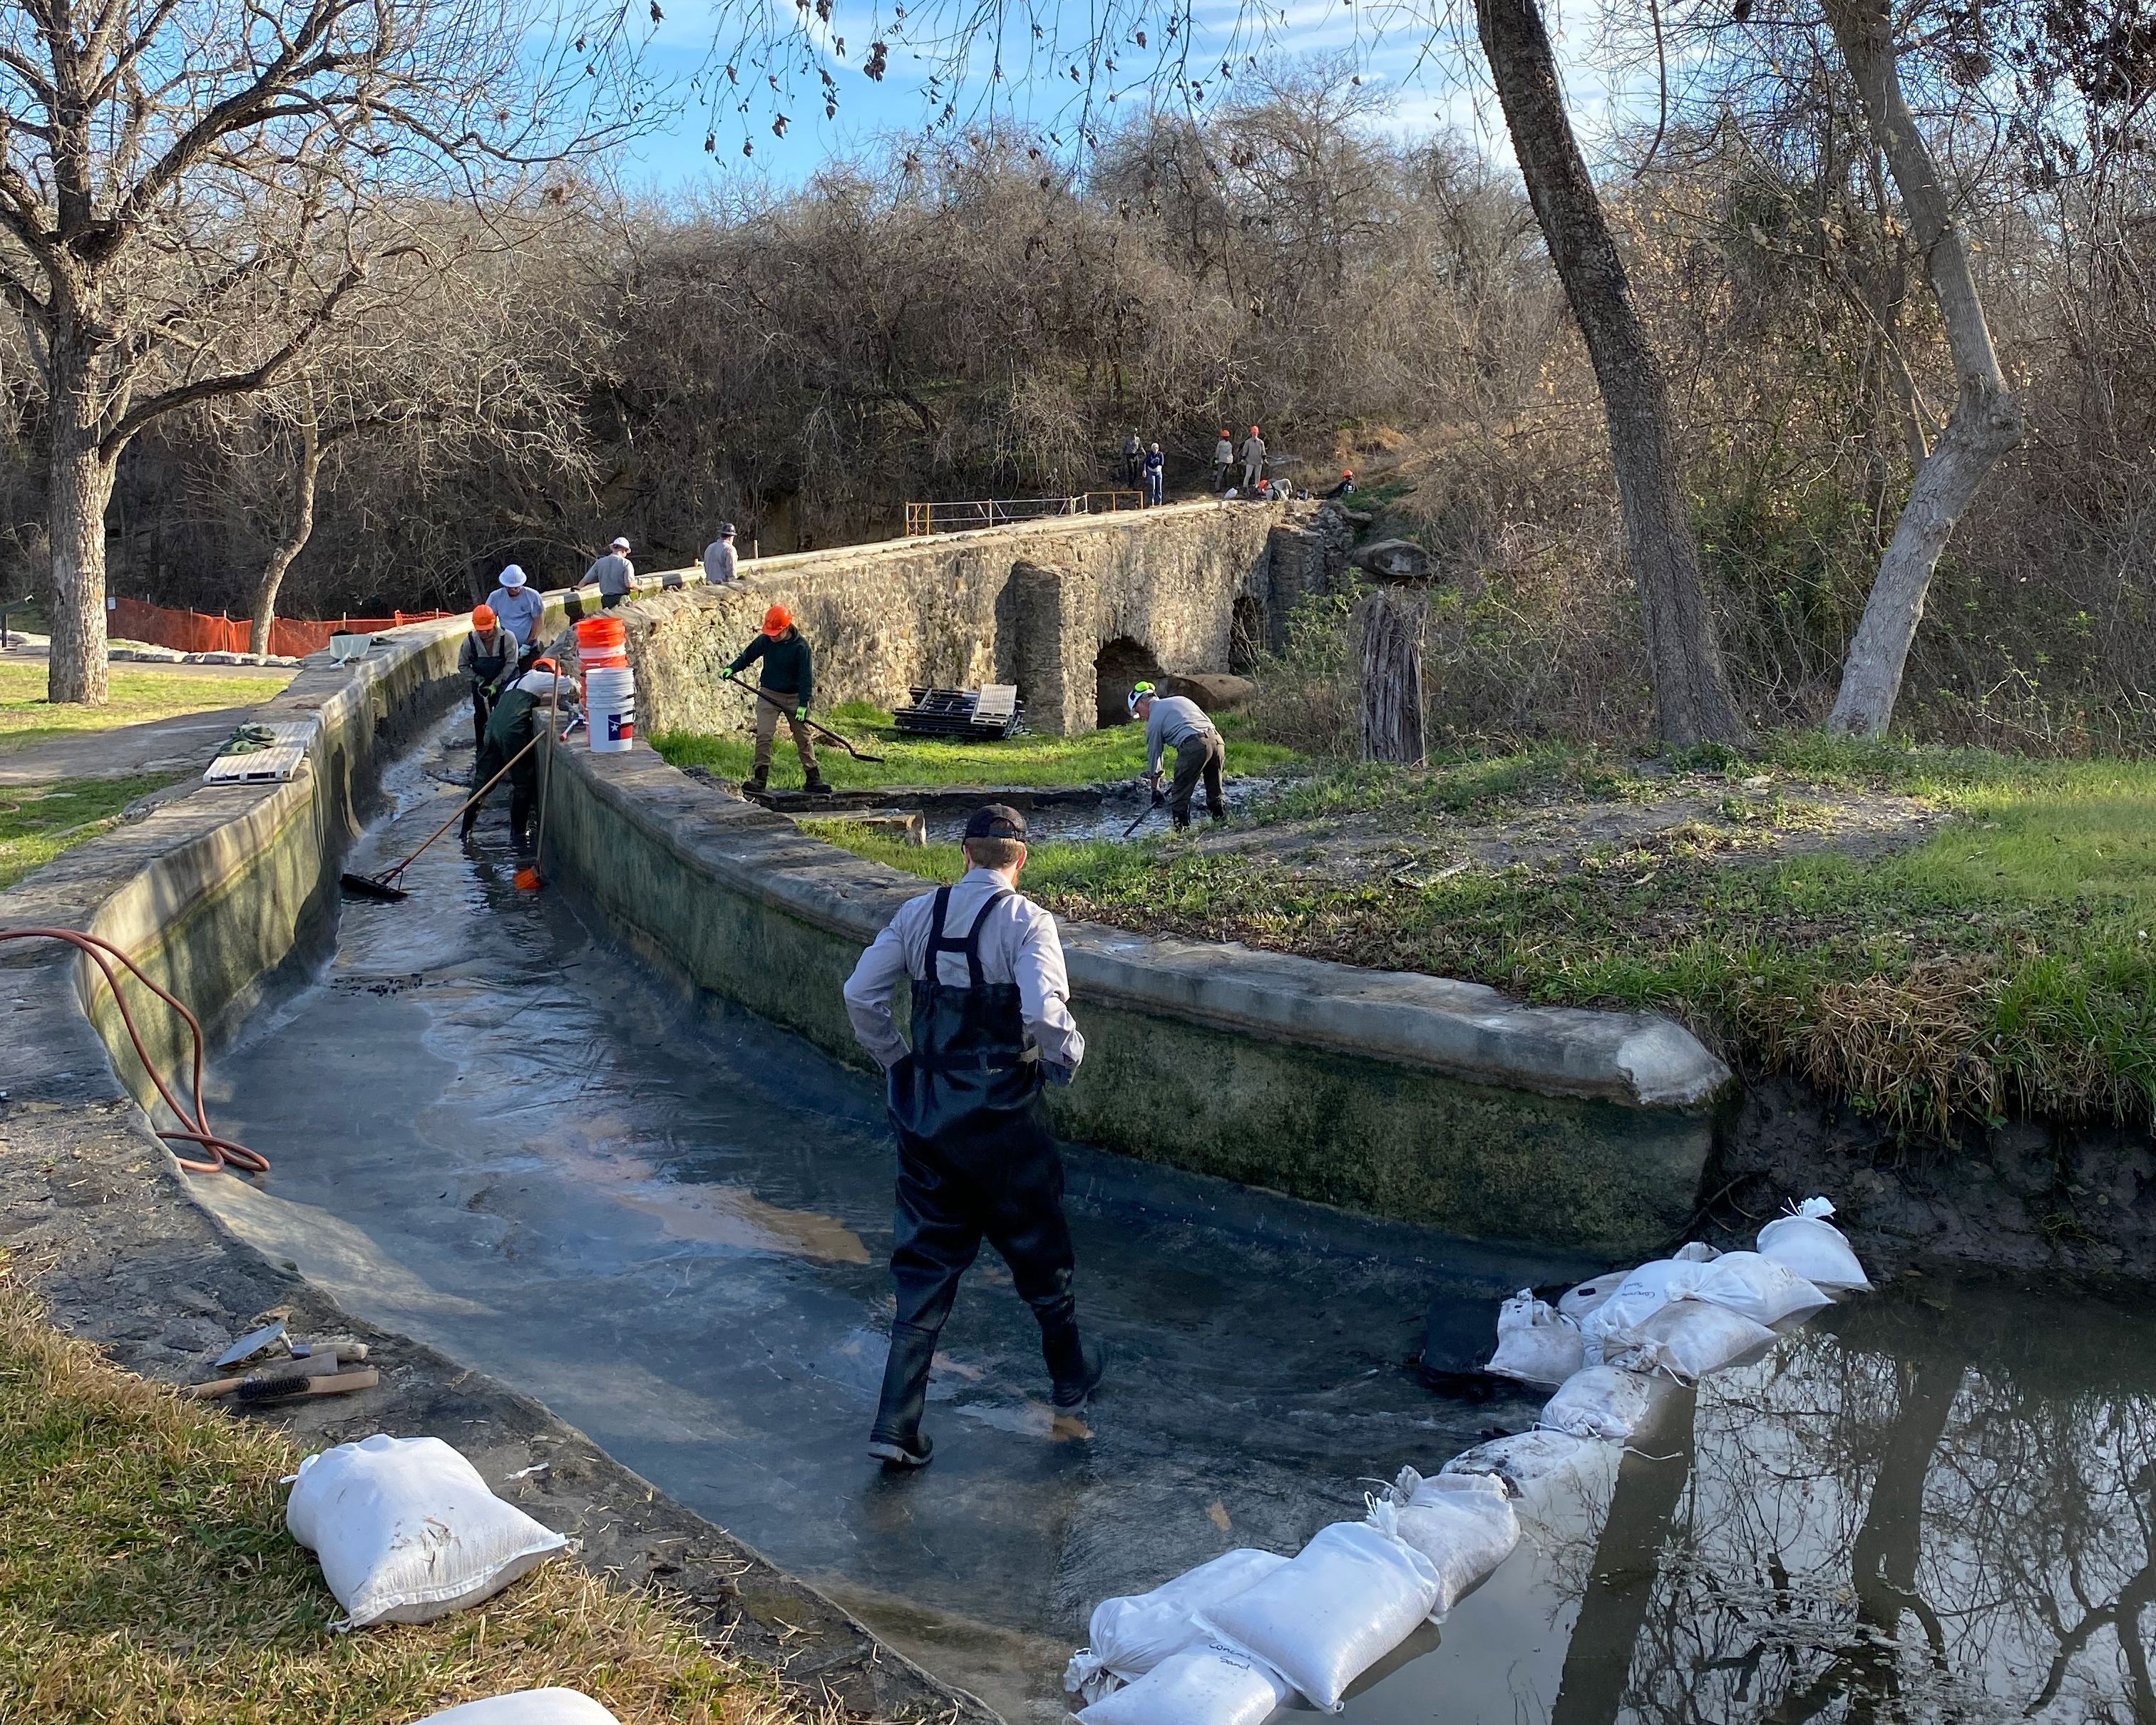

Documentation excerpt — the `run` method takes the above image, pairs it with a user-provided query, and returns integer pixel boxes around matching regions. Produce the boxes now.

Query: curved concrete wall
[538,738,1732,1257]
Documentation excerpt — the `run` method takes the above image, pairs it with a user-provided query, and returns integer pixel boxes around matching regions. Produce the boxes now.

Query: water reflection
[1355,1274,2156,1724]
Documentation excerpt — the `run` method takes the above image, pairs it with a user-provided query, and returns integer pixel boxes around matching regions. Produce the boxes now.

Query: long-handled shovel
[339,734,540,902]
[741,680,887,763]
[1121,783,1168,838]
[515,666,565,892]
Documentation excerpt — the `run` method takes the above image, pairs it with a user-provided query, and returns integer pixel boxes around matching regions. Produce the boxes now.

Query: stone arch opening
[1229,597,1266,674]
[1095,637,1164,728]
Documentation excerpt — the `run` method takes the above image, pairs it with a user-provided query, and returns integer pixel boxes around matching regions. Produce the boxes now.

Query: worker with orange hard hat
[1239,424,1267,491]
[1211,429,1235,492]
[458,603,518,753]
[463,656,576,849]
[722,602,828,795]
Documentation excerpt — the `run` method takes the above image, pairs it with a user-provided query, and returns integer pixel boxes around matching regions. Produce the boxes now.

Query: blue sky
[606,0,1653,193]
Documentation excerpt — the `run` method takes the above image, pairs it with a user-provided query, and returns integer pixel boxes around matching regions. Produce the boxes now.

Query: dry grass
[0,1260,823,1725]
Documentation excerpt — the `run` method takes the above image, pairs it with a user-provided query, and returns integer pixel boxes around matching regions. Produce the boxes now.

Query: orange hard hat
[531,656,558,674]
[761,604,792,636]
[1250,424,1260,433]
[1343,469,1353,478]
[472,604,496,628]
[1220,428,1231,437]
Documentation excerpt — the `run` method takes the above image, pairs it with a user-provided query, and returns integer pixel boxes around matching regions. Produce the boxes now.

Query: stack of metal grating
[893,684,1027,739]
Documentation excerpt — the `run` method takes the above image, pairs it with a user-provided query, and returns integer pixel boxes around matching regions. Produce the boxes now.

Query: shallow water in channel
[197,716,2156,1723]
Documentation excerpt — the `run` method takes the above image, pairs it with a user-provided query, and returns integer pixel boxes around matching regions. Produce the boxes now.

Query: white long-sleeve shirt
[843,868,1085,1075]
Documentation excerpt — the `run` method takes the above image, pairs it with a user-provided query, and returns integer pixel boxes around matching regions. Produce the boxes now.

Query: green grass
[0,663,293,756]
[0,1262,806,1725]
[813,733,2156,1138]
[654,701,1302,791]
[0,775,181,892]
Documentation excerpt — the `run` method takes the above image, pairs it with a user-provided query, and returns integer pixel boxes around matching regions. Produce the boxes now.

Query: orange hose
[0,927,267,1175]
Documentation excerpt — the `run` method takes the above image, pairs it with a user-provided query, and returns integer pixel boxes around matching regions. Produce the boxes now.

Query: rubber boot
[1041,1316,1104,1411]
[744,766,768,794]
[804,768,833,795]
[868,1320,938,1467]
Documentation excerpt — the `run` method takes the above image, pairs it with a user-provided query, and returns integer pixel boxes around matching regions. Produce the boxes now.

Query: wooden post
[1357,585,1428,766]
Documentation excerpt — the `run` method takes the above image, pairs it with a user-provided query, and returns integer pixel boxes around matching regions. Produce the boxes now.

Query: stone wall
[610,500,1318,738]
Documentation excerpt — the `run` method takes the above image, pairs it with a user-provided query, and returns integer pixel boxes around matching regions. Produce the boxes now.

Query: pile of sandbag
[1061,1196,1874,1719]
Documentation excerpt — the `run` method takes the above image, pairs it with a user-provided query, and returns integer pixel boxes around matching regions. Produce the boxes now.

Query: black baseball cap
[963,803,1028,842]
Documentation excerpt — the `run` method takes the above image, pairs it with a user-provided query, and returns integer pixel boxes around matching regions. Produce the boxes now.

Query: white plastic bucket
[585,665,636,753]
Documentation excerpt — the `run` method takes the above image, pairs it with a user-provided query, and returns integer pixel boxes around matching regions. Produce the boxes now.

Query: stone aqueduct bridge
[616,498,1349,737]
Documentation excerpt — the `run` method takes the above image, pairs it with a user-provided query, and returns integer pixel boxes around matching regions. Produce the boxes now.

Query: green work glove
[720,666,736,682]
[794,704,808,721]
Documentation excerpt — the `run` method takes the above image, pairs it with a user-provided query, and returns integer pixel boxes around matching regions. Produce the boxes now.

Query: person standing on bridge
[1211,430,1235,491]
[1143,442,1166,507]
[842,803,1101,1468]
[458,604,518,752]
[722,604,830,795]
[702,522,738,585]
[1131,681,1226,830]
[582,536,635,610]
[486,566,545,666]
[1120,431,1143,490]
[1240,425,1267,491]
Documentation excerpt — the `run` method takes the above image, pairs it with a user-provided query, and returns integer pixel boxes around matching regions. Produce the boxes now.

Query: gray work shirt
[487,586,544,647]
[585,552,634,597]
[843,868,1085,1075]
[1144,694,1218,777]
[702,539,738,584]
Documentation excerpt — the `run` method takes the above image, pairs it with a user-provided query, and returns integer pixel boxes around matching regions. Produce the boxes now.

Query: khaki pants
[754,691,817,773]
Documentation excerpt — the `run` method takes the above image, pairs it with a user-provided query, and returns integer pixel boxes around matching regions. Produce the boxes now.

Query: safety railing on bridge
[902,492,1142,536]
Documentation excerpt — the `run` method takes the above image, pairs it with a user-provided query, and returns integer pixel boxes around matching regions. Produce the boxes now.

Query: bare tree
[1473,0,1749,746]
[0,0,635,703]
[1817,0,2026,736]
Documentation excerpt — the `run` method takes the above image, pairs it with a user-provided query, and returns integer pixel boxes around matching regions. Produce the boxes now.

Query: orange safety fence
[109,597,455,660]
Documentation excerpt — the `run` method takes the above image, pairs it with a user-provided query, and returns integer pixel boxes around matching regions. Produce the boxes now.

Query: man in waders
[841,804,1102,1467]
[458,604,518,751]
[721,604,829,794]
[463,659,575,850]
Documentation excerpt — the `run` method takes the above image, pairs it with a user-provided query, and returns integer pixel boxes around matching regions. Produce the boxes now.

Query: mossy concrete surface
[0,592,992,1725]
[541,736,1729,1255]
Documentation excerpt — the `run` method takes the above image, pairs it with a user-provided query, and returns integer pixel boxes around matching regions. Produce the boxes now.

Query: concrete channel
[6,586,2155,1724]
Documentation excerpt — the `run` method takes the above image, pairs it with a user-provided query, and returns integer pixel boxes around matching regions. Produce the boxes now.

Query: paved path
[0,704,268,786]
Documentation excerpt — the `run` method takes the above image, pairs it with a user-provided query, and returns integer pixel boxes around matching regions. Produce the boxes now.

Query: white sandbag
[1367,1476,1519,1619]
[1196,1520,1439,1712]
[1485,1290,1586,1388]
[1539,1365,1653,1441]
[1688,1250,1831,1327]
[1064,1548,1289,1701]
[1757,1197,1873,1291]
[1673,1240,1722,1262]
[1077,1645,1293,1725]
[1578,1259,1708,1358]
[1556,1272,1628,1322]
[414,1693,620,1725]
[285,1433,568,1628]
[1440,1428,1597,1495]
[1601,1299,1777,1382]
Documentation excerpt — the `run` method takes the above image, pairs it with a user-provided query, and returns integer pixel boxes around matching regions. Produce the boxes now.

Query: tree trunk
[1475,0,1748,747]
[252,411,324,657]
[1357,586,1427,765]
[1822,0,2024,738]
[45,346,115,706]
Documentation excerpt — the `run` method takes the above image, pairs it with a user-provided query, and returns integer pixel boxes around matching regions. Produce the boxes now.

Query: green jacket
[477,686,543,789]
[727,627,813,709]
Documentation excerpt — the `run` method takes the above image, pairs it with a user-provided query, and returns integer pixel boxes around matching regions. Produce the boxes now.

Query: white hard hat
[499,565,527,589]
[610,536,631,551]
